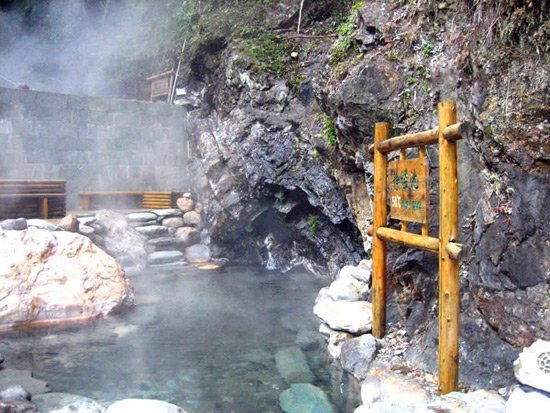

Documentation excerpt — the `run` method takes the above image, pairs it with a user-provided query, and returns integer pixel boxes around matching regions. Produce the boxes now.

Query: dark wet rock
[275,346,315,384]
[147,250,184,266]
[339,334,380,380]
[184,243,211,263]
[279,383,335,413]
[1,218,27,231]
[135,225,169,238]
[126,212,157,222]
[0,385,31,401]
[57,215,79,232]
[32,393,106,413]
[0,353,4,365]
[0,369,50,396]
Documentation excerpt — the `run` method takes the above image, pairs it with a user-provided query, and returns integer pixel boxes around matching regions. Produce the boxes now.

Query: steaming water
[0,265,356,411]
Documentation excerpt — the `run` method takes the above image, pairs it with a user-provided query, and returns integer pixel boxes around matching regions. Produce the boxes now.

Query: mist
[0,0,180,99]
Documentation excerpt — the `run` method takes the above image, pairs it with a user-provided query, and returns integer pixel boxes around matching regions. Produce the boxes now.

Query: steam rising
[0,1,178,99]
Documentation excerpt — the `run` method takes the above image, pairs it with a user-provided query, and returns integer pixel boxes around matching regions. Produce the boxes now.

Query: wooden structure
[78,191,184,211]
[146,70,175,103]
[0,179,66,220]
[368,101,467,395]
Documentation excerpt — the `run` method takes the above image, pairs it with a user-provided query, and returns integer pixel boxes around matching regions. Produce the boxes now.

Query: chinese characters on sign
[388,157,429,224]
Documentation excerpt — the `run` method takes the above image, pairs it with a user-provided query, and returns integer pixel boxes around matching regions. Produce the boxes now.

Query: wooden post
[438,101,459,395]
[81,196,91,211]
[419,146,429,237]
[38,197,48,219]
[372,122,389,338]
[399,149,408,232]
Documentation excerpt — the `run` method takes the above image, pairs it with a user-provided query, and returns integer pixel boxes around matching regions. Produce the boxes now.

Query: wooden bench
[78,191,184,211]
[0,179,67,220]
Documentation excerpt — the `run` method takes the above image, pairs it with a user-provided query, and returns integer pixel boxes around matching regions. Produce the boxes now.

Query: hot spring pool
[0,265,359,412]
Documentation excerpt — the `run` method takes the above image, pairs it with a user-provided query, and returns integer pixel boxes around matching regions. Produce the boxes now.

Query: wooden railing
[368,101,467,395]
[0,179,66,220]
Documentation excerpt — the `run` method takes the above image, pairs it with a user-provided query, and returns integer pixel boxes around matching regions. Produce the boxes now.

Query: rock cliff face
[178,0,549,388]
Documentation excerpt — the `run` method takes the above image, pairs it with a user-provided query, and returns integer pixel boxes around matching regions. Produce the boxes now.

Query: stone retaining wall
[0,87,188,209]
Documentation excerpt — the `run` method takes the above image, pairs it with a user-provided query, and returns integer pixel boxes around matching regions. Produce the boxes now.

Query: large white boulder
[513,339,550,393]
[0,228,134,328]
[106,399,186,413]
[339,265,372,284]
[314,300,373,334]
[506,387,550,413]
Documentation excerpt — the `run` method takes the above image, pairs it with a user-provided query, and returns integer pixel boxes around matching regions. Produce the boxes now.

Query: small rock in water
[0,369,50,396]
[57,215,79,232]
[106,399,186,413]
[0,399,37,412]
[295,331,321,351]
[506,386,550,413]
[184,244,211,263]
[339,334,380,380]
[427,390,505,413]
[513,339,550,393]
[275,346,315,384]
[33,393,106,413]
[0,385,31,401]
[279,383,335,413]
[147,251,184,265]
[1,218,27,231]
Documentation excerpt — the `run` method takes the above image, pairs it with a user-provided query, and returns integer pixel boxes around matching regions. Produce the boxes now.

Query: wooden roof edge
[146,70,176,81]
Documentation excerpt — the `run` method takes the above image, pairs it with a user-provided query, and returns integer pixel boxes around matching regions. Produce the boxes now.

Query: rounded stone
[106,399,186,413]
[177,197,195,213]
[184,244,211,263]
[57,215,79,233]
[161,217,184,228]
[33,393,106,412]
[1,218,28,231]
[175,227,201,247]
[183,211,202,228]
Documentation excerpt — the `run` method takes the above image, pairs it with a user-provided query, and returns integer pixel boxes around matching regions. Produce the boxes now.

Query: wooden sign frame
[368,101,467,395]
[388,157,429,224]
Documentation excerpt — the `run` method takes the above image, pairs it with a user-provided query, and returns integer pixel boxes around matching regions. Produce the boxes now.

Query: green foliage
[319,114,338,149]
[309,215,319,236]
[329,1,364,64]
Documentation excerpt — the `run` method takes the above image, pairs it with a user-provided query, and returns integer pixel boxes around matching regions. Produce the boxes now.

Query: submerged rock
[279,383,335,413]
[0,228,134,328]
[32,393,106,413]
[184,244,211,263]
[295,331,321,351]
[147,251,185,265]
[275,346,315,384]
[0,369,50,396]
[427,390,505,412]
[106,399,186,413]
[339,334,380,380]
[513,339,550,393]
[313,300,373,334]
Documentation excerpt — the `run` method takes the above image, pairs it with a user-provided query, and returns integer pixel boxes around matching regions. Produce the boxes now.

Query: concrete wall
[0,87,188,209]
